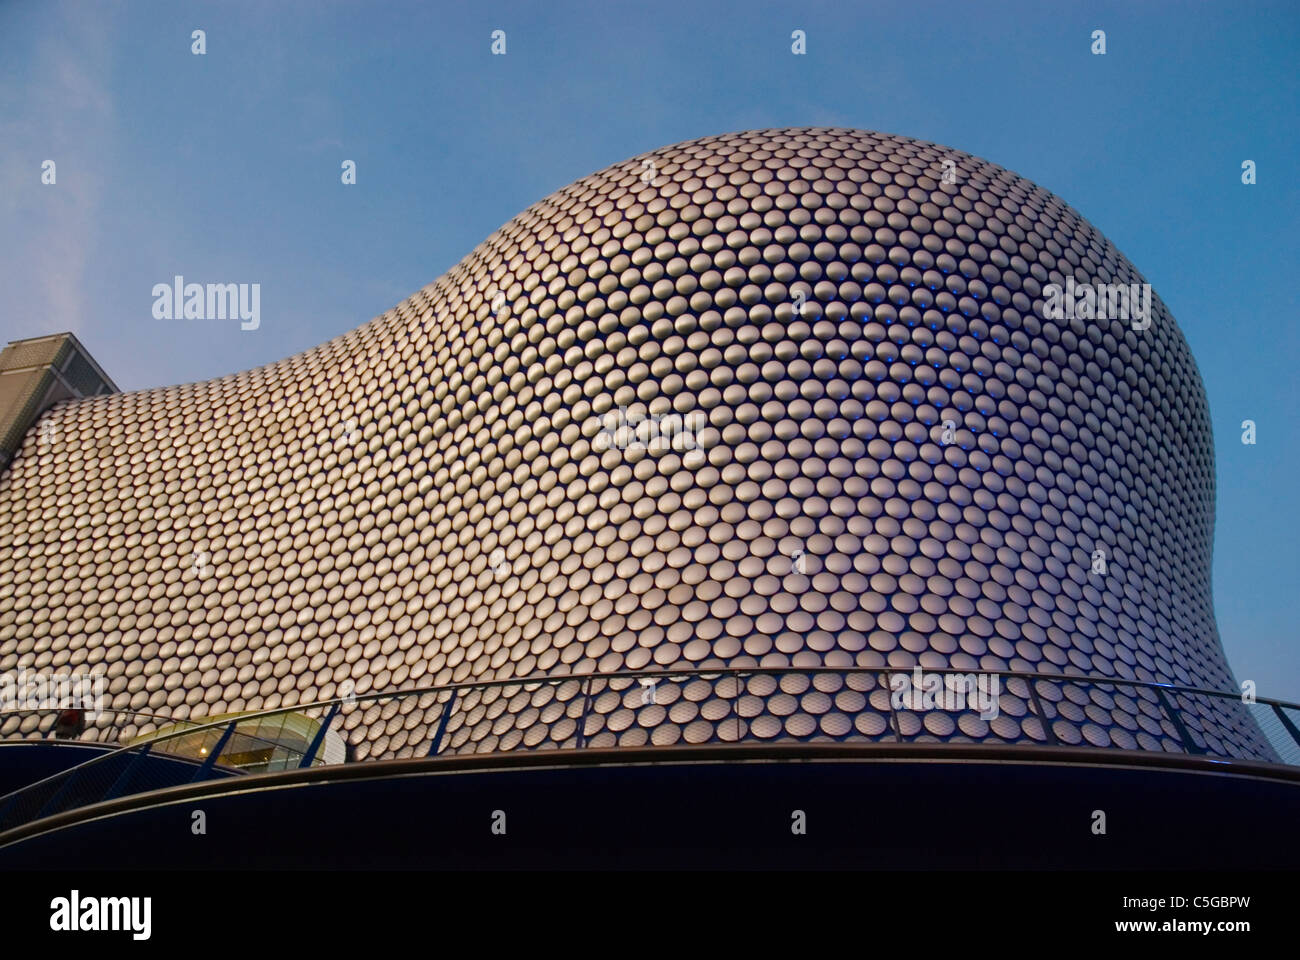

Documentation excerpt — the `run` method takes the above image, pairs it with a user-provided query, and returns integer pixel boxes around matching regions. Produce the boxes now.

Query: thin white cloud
[0,2,117,340]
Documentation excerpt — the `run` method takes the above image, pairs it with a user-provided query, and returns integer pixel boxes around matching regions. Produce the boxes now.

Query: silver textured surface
[0,128,1271,761]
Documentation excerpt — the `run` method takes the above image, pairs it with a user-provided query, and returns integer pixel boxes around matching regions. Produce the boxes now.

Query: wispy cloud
[0,2,117,339]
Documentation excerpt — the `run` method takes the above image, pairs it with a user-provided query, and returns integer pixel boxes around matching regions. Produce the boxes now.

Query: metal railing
[0,666,1296,837]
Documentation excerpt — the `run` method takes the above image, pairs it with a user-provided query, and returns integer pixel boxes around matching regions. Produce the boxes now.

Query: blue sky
[2,0,1297,698]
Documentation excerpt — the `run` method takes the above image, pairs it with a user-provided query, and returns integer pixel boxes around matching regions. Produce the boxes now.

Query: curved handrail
[0,665,1294,836]
[4,665,1296,784]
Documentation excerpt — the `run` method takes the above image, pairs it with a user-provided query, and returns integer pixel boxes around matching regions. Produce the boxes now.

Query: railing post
[191,720,238,782]
[883,671,902,743]
[428,689,458,757]
[101,743,152,802]
[1271,702,1300,750]
[298,703,340,768]
[1026,676,1060,746]
[1153,687,1202,755]
[576,674,594,749]
[732,670,743,743]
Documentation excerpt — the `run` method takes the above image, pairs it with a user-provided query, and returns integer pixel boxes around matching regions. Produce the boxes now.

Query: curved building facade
[0,128,1271,762]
